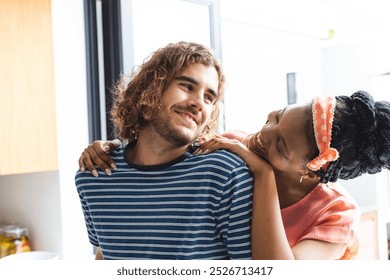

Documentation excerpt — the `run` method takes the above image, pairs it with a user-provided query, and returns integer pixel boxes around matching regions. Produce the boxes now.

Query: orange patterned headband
[306,96,339,171]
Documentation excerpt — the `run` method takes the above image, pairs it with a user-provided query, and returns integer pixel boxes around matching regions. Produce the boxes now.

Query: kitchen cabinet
[0,0,58,175]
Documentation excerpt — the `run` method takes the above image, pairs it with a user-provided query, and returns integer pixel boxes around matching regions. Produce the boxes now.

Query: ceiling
[221,0,390,41]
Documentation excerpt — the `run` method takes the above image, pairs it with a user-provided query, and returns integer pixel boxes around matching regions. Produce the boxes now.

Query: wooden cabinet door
[0,0,57,175]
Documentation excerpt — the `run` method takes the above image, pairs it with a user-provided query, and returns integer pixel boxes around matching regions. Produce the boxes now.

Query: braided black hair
[315,91,390,183]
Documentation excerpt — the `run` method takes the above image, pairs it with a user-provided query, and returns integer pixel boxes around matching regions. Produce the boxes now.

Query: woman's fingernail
[105,169,112,176]
[92,170,98,177]
[111,163,117,170]
[80,167,85,172]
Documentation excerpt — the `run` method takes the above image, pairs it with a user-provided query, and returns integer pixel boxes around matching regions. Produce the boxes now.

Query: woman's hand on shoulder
[194,134,272,176]
[78,139,121,176]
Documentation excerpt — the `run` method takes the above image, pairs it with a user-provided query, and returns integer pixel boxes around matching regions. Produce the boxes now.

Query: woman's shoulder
[312,182,359,214]
[323,182,357,201]
[284,182,358,213]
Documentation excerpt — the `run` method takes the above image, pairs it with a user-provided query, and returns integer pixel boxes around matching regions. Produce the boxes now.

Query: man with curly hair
[75,42,254,260]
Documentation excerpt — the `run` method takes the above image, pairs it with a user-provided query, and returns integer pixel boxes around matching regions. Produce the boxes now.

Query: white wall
[220,18,322,133]
[51,0,93,259]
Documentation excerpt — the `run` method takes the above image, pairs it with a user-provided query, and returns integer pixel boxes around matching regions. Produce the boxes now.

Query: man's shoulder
[214,149,246,162]
[191,149,247,168]
[109,145,125,156]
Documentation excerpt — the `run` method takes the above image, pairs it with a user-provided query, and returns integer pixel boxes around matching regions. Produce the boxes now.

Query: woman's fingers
[104,139,122,154]
[79,145,100,177]
[194,135,244,155]
[79,140,120,176]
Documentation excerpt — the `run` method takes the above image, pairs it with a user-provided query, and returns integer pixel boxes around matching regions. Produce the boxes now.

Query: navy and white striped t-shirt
[75,145,253,260]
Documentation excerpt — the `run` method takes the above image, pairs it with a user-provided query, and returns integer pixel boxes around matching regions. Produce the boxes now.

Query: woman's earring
[299,176,303,183]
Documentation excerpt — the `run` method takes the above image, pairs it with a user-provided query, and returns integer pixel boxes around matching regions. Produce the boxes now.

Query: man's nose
[187,91,205,111]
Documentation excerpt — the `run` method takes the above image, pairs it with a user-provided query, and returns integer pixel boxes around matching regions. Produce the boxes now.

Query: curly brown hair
[110,41,225,142]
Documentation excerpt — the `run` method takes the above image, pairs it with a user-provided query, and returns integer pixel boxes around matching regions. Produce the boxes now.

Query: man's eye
[205,94,216,104]
[180,83,193,91]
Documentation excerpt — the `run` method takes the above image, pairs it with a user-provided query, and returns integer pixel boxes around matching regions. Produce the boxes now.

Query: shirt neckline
[122,140,193,171]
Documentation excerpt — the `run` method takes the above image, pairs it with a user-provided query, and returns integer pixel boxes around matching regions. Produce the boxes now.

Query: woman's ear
[306,171,319,180]
[298,169,319,183]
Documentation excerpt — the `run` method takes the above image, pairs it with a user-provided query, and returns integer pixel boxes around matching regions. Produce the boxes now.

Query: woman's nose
[261,120,276,144]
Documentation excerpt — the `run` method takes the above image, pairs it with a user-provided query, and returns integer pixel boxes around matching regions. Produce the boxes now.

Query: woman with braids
[79,90,390,259]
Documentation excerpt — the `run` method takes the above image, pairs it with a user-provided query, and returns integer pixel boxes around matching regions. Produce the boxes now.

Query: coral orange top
[281,182,360,259]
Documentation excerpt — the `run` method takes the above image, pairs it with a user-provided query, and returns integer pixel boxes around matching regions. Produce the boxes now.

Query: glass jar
[0,225,31,258]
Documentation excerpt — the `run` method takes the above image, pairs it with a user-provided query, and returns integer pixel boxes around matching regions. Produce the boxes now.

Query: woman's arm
[195,135,292,259]
[251,173,345,259]
[250,165,294,259]
[292,240,345,259]
[196,134,346,260]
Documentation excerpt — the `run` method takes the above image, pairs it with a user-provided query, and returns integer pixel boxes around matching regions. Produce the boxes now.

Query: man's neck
[125,129,191,166]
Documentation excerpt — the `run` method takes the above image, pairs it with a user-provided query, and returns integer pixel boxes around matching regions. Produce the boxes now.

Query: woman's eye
[276,138,288,159]
[275,111,281,122]
[277,139,282,153]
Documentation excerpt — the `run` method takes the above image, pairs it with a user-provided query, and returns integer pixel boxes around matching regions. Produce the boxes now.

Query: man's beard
[151,111,199,148]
